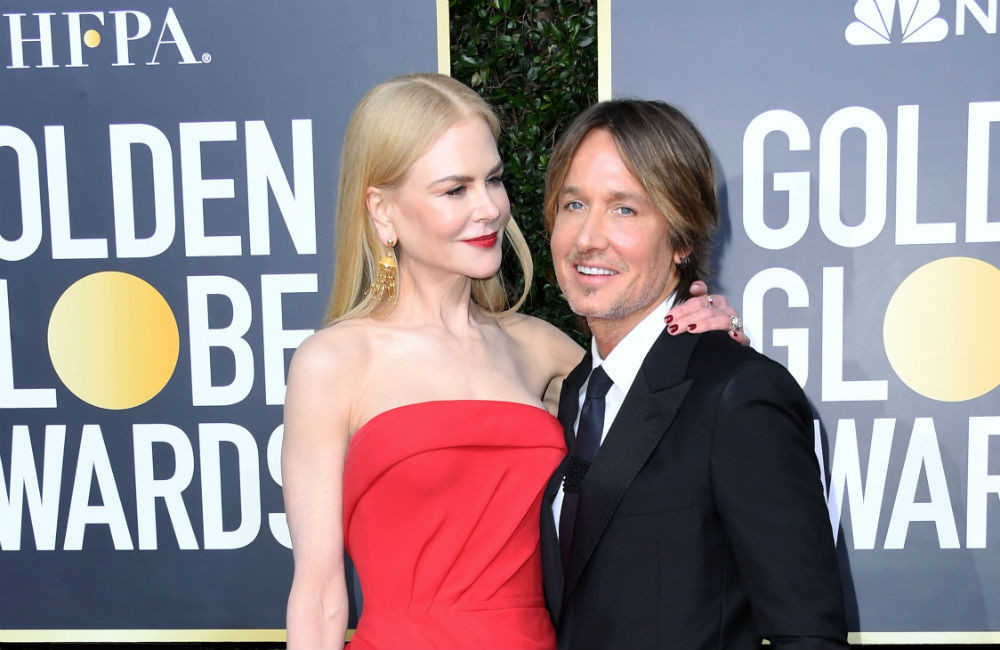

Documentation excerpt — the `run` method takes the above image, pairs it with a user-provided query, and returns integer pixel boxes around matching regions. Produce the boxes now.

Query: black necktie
[559,365,614,567]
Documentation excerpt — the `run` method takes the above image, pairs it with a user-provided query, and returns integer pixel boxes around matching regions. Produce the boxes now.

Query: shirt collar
[590,294,675,395]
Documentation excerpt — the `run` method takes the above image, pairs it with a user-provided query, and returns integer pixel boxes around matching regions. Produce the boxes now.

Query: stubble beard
[567,275,667,324]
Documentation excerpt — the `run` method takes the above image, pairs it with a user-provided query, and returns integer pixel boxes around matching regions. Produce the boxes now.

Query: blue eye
[613,206,635,216]
[564,201,584,211]
[445,185,467,196]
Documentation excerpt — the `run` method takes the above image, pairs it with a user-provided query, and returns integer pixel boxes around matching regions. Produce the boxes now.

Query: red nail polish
[665,314,673,324]
[668,324,678,334]
[687,324,697,331]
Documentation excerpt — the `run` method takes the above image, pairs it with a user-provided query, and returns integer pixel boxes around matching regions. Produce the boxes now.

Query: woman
[282,73,742,649]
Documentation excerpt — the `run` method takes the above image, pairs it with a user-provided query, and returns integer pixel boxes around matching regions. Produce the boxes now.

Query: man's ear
[673,246,692,266]
[365,186,397,245]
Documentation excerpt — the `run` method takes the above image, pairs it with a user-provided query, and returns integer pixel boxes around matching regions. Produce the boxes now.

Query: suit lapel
[542,353,591,620]
[562,329,698,607]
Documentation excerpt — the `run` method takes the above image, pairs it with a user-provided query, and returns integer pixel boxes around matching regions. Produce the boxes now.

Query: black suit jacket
[541,329,848,650]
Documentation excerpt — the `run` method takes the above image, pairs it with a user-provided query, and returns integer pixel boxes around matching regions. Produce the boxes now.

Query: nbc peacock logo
[845,0,949,45]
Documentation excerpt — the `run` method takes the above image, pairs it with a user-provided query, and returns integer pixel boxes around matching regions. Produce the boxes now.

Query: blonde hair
[326,73,533,324]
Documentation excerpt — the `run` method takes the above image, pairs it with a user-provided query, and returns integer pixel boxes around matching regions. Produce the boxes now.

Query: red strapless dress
[342,400,566,649]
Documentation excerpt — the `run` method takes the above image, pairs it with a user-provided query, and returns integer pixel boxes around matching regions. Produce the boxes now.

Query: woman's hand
[666,280,750,346]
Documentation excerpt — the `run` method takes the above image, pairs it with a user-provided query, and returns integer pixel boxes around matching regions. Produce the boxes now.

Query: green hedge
[450,0,596,342]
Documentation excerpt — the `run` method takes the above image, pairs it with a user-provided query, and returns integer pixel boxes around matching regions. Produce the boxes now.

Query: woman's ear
[365,186,397,245]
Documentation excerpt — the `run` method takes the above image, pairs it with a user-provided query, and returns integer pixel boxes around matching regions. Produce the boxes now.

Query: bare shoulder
[289,319,369,380]
[500,312,584,377]
[284,319,374,438]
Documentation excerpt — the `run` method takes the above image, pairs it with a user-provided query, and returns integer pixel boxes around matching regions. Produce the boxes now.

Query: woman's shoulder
[289,318,376,385]
[500,312,569,345]
[499,312,584,373]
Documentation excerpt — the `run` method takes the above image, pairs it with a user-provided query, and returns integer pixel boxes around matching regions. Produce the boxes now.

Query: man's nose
[573,211,609,251]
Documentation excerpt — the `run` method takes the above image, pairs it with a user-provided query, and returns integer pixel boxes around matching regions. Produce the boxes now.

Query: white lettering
[64,11,105,68]
[109,10,151,67]
[0,126,43,261]
[821,267,888,401]
[180,122,240,256]
[4,12,57,69]
[187,276,254,406]
[966,101,1000,242]
[149,8,198,65]
[818,107,888,247]
[967,416,1000,548]
[894,105,956,244]
[64,425,133,550]
[0,280,57,408]
[956,0,998,35]
[884,418,960,549]
[199,423,261,550]
[0,425,65,550]
[46,126,109,259]
[133,424,197,550]
[261,274,317,405]
[246,120,317,256]
[742,267,809,387]
[742,110,811,250]
[267,425,290,548]
[110,124,177,258]
[828,418,895,549]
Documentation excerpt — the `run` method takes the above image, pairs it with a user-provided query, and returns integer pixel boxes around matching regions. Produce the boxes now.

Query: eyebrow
[561,185,647,203]
[428,162,504,189]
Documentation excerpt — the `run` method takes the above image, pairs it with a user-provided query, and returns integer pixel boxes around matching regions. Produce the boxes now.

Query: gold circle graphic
[48,272,179,410]
[883,257,1000,402]
[83,29,101,48]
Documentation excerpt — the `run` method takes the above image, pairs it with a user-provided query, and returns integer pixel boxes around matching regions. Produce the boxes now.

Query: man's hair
[544,99,719,303]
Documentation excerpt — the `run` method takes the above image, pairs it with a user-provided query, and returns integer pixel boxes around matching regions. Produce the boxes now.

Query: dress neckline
[350,400,553,447]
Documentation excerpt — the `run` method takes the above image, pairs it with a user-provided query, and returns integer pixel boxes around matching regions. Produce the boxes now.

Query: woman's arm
[512,280,747,414]
[503,314,586,414]
[282,332,354,649]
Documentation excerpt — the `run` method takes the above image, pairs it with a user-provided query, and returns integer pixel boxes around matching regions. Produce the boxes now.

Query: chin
[465,263,502,280]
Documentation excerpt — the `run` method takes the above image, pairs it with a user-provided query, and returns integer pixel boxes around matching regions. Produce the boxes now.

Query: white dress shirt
[552,295,676,532]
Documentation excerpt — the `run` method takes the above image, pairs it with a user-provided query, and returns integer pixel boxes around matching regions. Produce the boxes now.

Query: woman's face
[382,118,510,283]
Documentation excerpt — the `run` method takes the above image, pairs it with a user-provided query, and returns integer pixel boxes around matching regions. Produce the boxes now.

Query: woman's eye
[488,175,504,186]
[445,185,467,196]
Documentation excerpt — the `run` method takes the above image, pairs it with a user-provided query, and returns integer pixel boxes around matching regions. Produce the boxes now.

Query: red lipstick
[463,232,498,248]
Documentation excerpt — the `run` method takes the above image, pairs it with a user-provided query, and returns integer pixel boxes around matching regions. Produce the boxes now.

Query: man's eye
[564,201,584,211]
[613,206,635,216]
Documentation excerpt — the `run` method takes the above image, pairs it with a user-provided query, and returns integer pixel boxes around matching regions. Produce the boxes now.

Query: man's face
[550,128,682,335]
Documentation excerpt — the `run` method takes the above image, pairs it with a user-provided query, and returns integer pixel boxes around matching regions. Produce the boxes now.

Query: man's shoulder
[687,329,766,365]
[687,331,800,389]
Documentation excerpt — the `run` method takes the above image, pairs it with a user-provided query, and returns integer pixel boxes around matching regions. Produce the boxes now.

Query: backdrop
[0,0,443,642]
[602,0,1000,644]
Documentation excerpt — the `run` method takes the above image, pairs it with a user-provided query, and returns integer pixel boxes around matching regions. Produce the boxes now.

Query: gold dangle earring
[368,239,398,302]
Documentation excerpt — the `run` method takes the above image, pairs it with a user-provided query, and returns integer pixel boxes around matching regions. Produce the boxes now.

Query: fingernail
[668,324,678,334]
[665,314,673,324]
[687,324,697,331]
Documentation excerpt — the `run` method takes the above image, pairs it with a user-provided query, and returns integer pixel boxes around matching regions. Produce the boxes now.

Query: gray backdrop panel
[0,0,437,633]
[609,0,1000,635]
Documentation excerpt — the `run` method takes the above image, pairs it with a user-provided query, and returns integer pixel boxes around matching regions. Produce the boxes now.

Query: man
[540,100,848,649]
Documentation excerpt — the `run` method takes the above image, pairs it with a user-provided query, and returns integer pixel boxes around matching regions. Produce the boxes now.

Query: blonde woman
[282,73,742,649]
